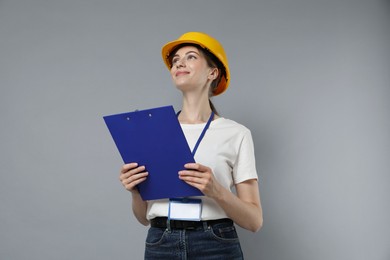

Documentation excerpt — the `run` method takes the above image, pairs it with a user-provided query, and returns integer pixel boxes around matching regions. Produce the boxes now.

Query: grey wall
[1,0,389,259]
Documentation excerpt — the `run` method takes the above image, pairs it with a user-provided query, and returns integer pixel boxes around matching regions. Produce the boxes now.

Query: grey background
[1,0,389,259]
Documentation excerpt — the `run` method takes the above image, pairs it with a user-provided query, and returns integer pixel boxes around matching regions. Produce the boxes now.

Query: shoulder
[213,117,251,134]
[211,118,253,144]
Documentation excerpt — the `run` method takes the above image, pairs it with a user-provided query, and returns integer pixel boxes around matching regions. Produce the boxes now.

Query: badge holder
[168,198,202,221]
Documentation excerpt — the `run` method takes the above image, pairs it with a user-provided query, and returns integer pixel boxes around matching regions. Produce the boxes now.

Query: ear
[208,68,219,80]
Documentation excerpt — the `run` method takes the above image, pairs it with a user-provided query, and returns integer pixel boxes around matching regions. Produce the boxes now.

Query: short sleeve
[232,129,258,184]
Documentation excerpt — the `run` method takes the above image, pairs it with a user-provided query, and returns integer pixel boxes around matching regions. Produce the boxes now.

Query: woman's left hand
[178,163,222,199]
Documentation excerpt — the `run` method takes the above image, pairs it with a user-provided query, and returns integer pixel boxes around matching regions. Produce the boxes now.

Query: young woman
[119,32,263,259]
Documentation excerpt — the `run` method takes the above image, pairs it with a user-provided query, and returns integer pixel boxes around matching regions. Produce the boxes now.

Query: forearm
[213,183,263,232]
[131,191,149,226]
[178,164,263,231]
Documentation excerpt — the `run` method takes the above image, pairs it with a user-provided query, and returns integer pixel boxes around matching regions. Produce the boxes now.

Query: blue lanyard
[177,111,214,156]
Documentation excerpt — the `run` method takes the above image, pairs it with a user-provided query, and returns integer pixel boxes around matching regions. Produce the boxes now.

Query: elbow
[252,219,263,233]
[134,214,150,226]
[248,216,263,233]
[138,218,150,226]
[256,217,264,232]
[241,206,263,232]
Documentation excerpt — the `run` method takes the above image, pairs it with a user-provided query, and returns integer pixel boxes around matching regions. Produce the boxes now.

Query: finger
[184,163,202,170]
[121,163,138,173]
[180,178,205,193]
[124,175,148,191]
[127,174,148,186]
[122,171,148,188]
[184,163,211,173]
[179,173,205,184]
[178,170,203,178]
[120,165,146,181]
[127,171,148,183]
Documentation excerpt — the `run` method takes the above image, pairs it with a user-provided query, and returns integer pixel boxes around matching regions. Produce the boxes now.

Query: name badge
[168,198,202,221]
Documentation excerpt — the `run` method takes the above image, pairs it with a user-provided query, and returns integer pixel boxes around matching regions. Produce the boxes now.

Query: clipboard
[103,105,203,200]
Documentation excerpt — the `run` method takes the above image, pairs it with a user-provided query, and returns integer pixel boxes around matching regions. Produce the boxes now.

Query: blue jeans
[144,221,244,259]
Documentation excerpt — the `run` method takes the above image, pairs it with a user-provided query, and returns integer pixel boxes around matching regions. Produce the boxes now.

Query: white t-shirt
[146,117,258,220]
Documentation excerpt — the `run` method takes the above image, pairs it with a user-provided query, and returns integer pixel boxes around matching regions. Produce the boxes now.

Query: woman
[119,32,263,259]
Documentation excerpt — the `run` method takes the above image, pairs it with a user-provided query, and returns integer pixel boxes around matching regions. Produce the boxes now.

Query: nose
[175,57,185,68]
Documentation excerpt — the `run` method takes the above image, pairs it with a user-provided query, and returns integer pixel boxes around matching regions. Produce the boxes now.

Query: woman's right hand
[119,163,148,193]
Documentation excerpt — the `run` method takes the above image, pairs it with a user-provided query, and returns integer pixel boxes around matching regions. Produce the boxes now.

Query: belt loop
[202,221,208,230]
[166,218,171,232]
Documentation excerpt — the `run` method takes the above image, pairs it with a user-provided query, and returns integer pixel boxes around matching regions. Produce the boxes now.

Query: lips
[175,71,189,77]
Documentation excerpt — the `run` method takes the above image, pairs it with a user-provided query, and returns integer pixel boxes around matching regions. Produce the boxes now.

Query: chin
[175,83,193,93]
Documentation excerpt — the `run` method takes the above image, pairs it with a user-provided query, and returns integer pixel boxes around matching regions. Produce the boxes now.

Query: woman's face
[170,45,216,94]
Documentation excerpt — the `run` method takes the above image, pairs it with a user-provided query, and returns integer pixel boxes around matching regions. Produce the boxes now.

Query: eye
[187,54,197,60]
[171,57,179,65]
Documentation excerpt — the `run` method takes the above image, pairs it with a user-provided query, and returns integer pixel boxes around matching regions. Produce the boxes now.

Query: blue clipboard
[103,105,203,200]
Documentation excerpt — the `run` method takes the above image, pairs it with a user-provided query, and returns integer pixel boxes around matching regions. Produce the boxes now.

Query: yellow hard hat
[161,32,230,96]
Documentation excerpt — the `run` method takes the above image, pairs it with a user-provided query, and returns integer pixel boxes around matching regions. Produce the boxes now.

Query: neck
[179,93,212,124]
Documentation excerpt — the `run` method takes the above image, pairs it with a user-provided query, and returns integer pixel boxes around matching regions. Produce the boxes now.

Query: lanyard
[177,111,214,156]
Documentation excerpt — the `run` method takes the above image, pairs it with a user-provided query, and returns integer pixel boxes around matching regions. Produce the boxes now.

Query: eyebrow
[172,50,200,58]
